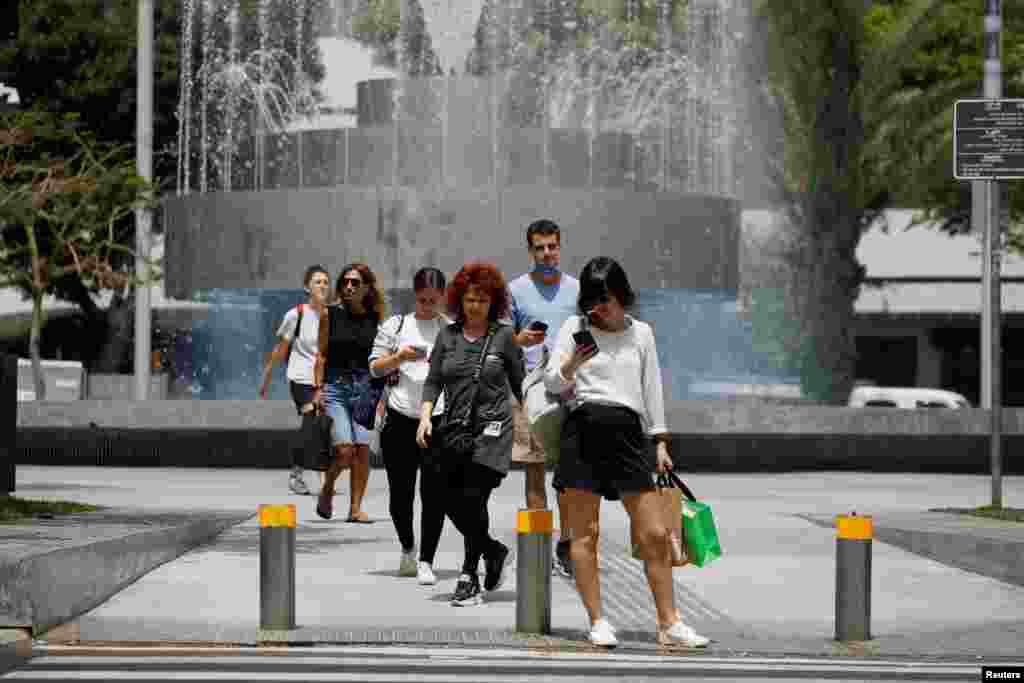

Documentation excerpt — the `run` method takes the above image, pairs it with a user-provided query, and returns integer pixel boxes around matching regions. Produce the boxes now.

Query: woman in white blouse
[545,256,709,650]
[369,268,449,586]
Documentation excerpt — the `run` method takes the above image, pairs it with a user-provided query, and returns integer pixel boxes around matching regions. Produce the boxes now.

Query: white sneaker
[657,621,709,648]
[588,618,618,648]
[288,471,311,495]
[398,548,417,577]
[417,561,437,586]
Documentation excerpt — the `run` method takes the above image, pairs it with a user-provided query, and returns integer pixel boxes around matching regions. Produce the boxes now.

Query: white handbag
[522,346,570,460]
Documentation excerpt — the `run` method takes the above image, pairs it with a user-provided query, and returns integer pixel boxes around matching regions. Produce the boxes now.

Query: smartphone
[528,320,549,333]
[572,329,598,352]
[411,345,428,359]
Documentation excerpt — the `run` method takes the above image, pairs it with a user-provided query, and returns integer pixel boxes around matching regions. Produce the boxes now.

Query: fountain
[164,0,787,400]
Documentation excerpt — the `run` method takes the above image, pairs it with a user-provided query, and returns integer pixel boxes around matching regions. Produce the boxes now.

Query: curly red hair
[447,261,511,322]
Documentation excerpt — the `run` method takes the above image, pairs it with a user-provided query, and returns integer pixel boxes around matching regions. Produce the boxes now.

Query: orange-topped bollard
[259,504,296,630]
[835,513,872,641]
[516,509,553,635]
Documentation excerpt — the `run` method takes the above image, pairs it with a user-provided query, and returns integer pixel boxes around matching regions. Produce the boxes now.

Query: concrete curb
[0,511,252,636]
[871,525,1024,588]
[799,513,1024,588]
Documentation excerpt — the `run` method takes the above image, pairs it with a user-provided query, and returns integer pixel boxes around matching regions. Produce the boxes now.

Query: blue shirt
[509,272,580,373]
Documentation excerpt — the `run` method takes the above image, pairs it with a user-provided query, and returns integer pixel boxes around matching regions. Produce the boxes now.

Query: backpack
[285,304,305,373]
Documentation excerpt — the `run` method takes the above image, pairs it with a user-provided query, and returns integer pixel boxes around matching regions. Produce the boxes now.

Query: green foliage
[0,109,159,295]
[1,0,329,187]
[0,496,102,523]
[0,0,182,184]
[863,0,1024,242]
[752,0,956,403]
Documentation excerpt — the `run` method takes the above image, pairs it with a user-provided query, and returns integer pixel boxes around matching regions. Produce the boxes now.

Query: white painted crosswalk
[0,644,985,682]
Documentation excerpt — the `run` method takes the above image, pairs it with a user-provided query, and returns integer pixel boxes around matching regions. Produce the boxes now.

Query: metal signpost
[952,1,1012,508]
[134,0,154,401]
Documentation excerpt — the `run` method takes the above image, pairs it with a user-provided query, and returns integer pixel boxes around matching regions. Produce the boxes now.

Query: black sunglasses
[342,277,364,288]
[582,292,611,309]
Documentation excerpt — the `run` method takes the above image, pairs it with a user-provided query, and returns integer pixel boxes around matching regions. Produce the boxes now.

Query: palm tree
[753,0,977,403]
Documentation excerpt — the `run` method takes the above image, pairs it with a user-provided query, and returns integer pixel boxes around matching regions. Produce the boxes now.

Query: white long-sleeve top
[544,314,668,436]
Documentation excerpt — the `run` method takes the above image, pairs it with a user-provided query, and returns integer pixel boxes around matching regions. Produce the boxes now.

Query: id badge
[483,420,502,437]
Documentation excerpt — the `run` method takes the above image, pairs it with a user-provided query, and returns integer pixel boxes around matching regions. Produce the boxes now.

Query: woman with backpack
[369,267,449,585]
[259,264,331,495]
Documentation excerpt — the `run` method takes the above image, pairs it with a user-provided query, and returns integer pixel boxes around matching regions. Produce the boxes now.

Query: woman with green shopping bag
[546,256,710,650]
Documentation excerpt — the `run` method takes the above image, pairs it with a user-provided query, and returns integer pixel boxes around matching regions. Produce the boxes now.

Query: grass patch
[932,506,1024,523]
[0,496,102,523]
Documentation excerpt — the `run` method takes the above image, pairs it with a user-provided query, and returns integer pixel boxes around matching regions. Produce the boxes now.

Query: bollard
[259,504,296,630]
[515,509,553,635]
[835,513,872,641]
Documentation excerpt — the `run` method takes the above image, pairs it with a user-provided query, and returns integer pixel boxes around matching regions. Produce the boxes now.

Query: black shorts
[553,403,656,501]
[289,381,317,416]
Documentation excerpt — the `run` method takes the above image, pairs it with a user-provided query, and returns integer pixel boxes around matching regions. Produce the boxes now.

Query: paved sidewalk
[10,467,1024,659]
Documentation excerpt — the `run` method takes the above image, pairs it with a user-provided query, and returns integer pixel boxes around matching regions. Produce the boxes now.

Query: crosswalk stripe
[6,652,981,681]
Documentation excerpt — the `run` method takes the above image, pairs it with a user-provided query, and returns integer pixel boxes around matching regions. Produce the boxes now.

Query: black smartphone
[411,345,428,358]
[528,320,549,333]
[572,329,598,352]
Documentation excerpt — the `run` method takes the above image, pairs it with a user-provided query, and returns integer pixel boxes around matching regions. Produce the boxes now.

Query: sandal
[346,511,373,524]
[316,491,333,520]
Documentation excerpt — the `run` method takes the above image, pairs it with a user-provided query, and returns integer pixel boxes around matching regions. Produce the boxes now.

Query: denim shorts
[322,368,373,447]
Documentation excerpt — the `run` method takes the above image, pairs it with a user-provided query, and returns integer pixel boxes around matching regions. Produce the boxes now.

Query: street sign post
[954,99,1024,180]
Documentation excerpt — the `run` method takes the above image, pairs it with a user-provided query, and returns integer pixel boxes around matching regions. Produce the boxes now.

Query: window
[916,401,950,409]
[864,400,897,407]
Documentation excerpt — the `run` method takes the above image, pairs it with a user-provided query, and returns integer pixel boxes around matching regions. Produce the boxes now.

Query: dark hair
[413,267,446,292]
[303,264,328,289]
[336,263,389,323]
[447,261,511,322]
[525,219,561,248]
[578,257,635,312]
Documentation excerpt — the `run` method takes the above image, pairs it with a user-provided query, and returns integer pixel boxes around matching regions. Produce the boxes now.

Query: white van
[847,386,970,409]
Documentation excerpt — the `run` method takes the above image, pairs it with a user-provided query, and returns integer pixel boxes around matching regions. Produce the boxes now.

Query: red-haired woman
[416,262,525,607]
[314,263,388,522]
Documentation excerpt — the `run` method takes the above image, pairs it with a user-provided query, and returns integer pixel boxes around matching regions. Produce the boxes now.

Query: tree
[753,0,975,403]
[862,1,1024,245]
[0,111,157,398]
[1,0,327,372]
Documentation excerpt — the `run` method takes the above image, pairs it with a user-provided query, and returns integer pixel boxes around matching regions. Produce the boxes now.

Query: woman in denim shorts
[314,263,387,522]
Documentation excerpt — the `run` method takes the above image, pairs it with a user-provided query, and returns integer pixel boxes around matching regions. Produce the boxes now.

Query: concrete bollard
[835,513,872,641]
[515,509,553,635]
[259,504,296,630]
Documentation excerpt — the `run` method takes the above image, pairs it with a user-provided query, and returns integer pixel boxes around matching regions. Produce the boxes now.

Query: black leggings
[289,381,317,469]
[443,457,504,576]
[381,408,446,564]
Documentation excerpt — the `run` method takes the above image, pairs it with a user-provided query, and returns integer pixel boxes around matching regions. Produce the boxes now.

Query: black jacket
[423,322,525,474]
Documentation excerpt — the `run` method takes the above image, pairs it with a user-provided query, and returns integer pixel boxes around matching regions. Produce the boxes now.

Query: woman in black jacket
[416,261,525,607]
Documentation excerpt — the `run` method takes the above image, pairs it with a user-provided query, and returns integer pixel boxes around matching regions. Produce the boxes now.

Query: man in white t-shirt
[509,219,580,578]
[259,265,330,495]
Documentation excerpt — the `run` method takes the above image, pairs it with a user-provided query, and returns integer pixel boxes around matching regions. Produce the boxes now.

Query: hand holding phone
[572,329,598,352]
[412,345,428,359]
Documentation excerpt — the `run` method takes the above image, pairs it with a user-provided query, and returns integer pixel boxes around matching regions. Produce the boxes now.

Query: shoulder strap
[453,323,495,425]
[287,304,304,365]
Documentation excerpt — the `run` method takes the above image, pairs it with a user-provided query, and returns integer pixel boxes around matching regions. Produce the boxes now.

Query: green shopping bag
[667,472,722,568]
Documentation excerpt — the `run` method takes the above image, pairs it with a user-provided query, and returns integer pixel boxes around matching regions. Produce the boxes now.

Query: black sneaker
[554,539,575,579]
[484,541,511,592]
[451,573,483,607]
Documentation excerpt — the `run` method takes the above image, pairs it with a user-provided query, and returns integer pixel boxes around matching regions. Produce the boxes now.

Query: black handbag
[299,406,334,471]
[437,325,494,459]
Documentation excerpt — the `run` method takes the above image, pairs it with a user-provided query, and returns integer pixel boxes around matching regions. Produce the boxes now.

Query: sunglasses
[342,277,364,288]
[582,292,612,309]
